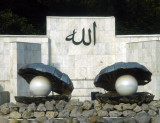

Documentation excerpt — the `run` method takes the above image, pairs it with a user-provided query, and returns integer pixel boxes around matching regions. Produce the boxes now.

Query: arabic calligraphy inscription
[65,22,97,46]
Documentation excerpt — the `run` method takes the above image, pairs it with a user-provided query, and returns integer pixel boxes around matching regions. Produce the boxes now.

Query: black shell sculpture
[18,63,74,95]
[94,62,152,91]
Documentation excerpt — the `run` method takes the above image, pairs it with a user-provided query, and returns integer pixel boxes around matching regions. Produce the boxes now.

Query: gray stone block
[135,112,151,123]
[0,91,10,105]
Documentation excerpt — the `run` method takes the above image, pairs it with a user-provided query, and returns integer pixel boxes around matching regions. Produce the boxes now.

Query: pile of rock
[1,99,160,123]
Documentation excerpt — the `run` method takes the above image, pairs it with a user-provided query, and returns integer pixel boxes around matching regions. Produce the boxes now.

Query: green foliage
[0,0,160,34]
[114,0,160,34]
[0,9,39,34]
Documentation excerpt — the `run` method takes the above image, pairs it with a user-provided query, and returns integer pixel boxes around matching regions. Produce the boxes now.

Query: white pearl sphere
[30,76,52,96]
[115,75,138,96]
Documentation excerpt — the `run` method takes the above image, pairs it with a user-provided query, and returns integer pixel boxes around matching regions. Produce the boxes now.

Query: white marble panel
[75,67,87,79]
[72,88,106,97]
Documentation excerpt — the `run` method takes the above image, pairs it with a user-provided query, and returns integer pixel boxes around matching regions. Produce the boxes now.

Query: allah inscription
[65,22,97,46]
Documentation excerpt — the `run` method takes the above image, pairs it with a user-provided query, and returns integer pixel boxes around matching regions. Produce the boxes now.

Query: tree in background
[0,9,40,34]
[0,0,160,35]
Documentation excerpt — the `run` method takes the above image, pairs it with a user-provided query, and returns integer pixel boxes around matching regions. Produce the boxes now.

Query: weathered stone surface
[149,101,160,107]
[46,111,58,118]
[54,119,66,123]
[109,111,122,117]
[122,104,131,110]
[27,103,36,112]
[102,118,124,123]
[135,113,151,123]
[22,111,34,118]
[97,110,108,117]
[9,102,17,107]
[1,106,10,115]
[123,117,136,123]
[30,120,39,123]
[64,117,73,123]
[82,109,97,117]
[43,120,50,123]
[129,103,137,110]
[3,99,160,122]
[114,105,122,111]
[70,99,83,106]
[0,114,9,119]
[0,103,9,107]
[159,109,160,115]
[148,109,157,116]
[77,116,89,122]
[94,100,102,111]
[123,110,136,117]
[21,119,30,123]
[137,110,146,114]
[70,106,82,117]
[83,100,93,110]
[149,105,158,112]
[50,100,56,105]
[72,118,80,123]
[9,111,21,119]
[103,103,114,111]
[48,117,55,123]
[0,103,10,115]
[35,116,48,123]
[19,107,27,113]
[111,118,124,123]
[56,100,67,111]
[94,117,108,123]
[45,101,56,111]
[9,103,19,112]
[16,102,28,107]
[155,104,160,108]
[58,109,70,118]
[141,104,149,111]
[37,103,46,112]
[9,119,20,123]
[151,115,160,123]
[64,103,75,111]
[133,105,142,113]
[0,116,8,123]
[34,112,45,118]
[88,116,100,123]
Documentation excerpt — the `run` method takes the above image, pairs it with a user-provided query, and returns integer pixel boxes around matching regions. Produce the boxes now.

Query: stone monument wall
[126,40,160,99]
[0,36,48,102]
[47,17,116,100]
[115,35,160,99]
[47,16,160,100]
[0,16,160,102]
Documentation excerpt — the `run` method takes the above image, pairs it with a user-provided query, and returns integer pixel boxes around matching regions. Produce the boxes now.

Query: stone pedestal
[96,92,154,105]
[15,95,70,104]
